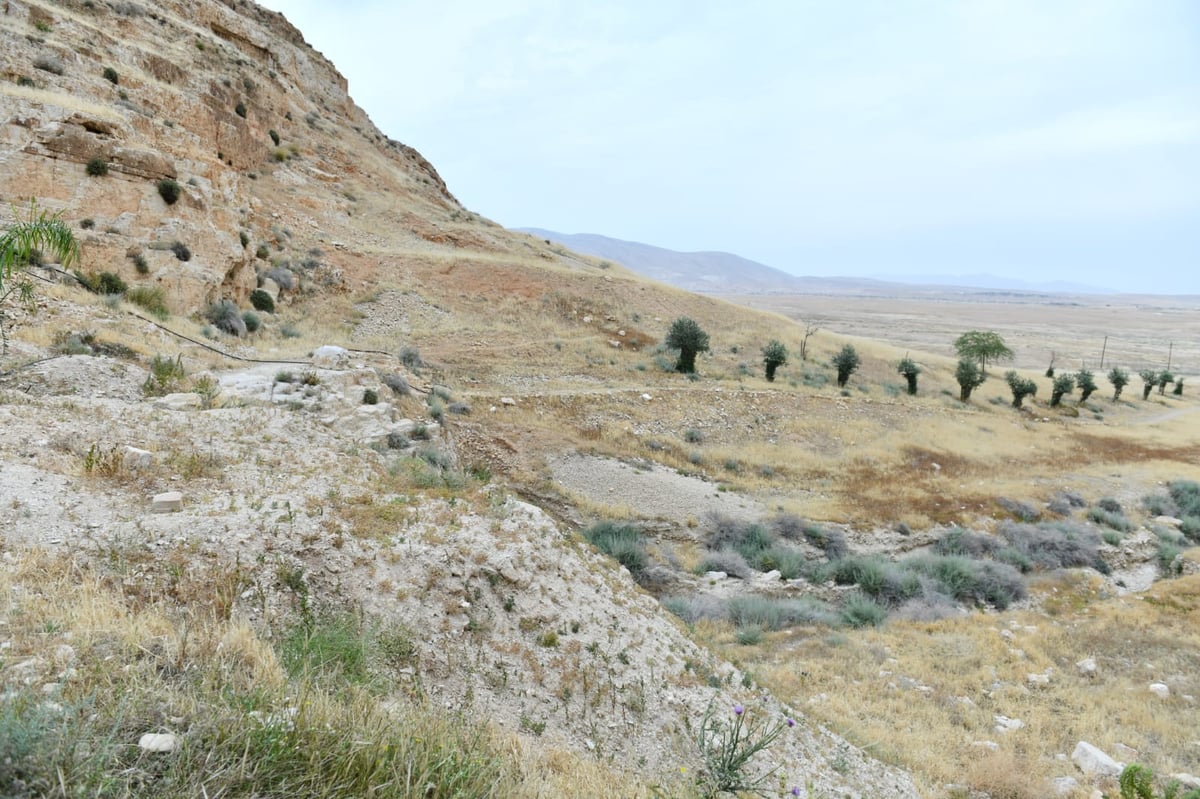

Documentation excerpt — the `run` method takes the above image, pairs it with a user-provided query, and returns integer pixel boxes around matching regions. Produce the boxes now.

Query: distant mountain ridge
[517,228,816,294]
[519,228,1118,295]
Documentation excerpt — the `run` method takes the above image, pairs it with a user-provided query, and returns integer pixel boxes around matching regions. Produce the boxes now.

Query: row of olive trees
[950,330,1185,406]
[664,317,869,388]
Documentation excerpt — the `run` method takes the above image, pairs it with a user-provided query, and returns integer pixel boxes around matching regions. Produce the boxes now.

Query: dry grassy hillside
[2,2,1200,798]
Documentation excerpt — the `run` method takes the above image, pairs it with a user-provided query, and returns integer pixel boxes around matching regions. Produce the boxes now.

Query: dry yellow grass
[729,566,1200,798]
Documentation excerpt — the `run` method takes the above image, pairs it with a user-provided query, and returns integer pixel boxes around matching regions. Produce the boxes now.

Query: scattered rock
[138,732,178,753]
[1171,774,1200,789]
[1149,682,1170,699]
[1052,776,1080,795]
[151,491,184,513]
[971,740,1000,752]
[1027,671,1052,687]
[122,446,155,471]
[1071,741,1122,777]
[994,714,1025,734]
[641,393,652,401]
[311,345,349,369]
[500,397,517,407]
[1076,657,1097,677]
[154,393,201,411]
[1154,515,1183,528]
[703,571,728,581]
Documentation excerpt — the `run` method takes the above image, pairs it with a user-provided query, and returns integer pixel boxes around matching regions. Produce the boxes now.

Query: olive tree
[665,316,710,374]
[897,357,920,395]
[1,200,79,352]
[761,339,787,382]
[1005,370,1037,408]
[955,359,986,402]
[831,344,860,388]
[1076,369,1098,402]
[1050,373,1075,407]
[1139,369,1158,400]
[1158,370,1174,396]
[1107,367,1129,401]
[953,330,1013,374]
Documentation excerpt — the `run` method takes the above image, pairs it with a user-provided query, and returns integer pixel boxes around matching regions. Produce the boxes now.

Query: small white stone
[1076,657,1097,677]
[1071,741,1122,777]
[138,733,178,753]
[1052,776,1080,796]
[1149,682,1170,699]
[151,491,184,513]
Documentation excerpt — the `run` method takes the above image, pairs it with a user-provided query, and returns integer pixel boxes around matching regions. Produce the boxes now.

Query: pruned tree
[1,200,79,352]
[1108,367,1129,401]
[761,339,787,382]
[1158,370,1174,396]
[1045,352,1056,378]
[831,344,860,388]
[665,316,710,374]
[897,356,920,395]
[1005,370,1037,408]
[1050,373,1075,407]
[1076,369,1098,403]
[1139,369,1158,400]
[955,359,986,402]
[799,322,819,362]
[954,330,1013,374]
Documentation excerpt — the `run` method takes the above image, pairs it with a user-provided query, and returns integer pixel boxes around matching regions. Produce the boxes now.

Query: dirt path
[549,453,767,524]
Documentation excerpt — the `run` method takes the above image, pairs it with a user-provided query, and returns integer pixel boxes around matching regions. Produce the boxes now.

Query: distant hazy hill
[518,228,825,294]
[519,229,1117,296]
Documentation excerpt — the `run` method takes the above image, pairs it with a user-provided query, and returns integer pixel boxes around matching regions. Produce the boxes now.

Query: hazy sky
[258,1,1199,293]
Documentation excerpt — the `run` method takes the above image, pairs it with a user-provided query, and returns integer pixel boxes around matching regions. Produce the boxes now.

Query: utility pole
[1099,336,1107,370]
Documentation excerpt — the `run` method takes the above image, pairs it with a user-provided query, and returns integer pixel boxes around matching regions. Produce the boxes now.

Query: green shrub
[726,596,838,630]
[381,372,410,396]
[399,345,423,369]
[206,299,246,336]
[362,389,379,405]
[696,550,751,579]
[241,310,260,333]
[1088,507,1131,532]
[249,288,275,313]
[142,353,185,396]
[125,285,168,319]
[235,101,247,118]
[75,271,126,295]
[683,428,705,444]
[735,624,765,645]
[85,157,108,177]
[170,241,191,261]
[841,593,887,628]
[130,252,149,274]
[157,178,181,205]
[102,66,119,84]
[583,521,648,577]
[239,230,250,248]
[269,128,281,145]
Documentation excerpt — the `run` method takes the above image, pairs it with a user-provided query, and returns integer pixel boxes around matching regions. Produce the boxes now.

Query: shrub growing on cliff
[206,299,246,336]
[85,157,108,177]
[249,288,275,313]
[157,178,181,205]
[102,66,119,84]
[584,521,648,578]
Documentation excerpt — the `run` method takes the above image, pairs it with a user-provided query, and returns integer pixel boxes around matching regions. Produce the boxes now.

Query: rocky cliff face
[1,0,485,313]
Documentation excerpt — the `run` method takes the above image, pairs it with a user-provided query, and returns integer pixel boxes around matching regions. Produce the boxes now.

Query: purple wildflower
[787,717,796,728]
[733,704,744,716]
[791,787,801,797]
